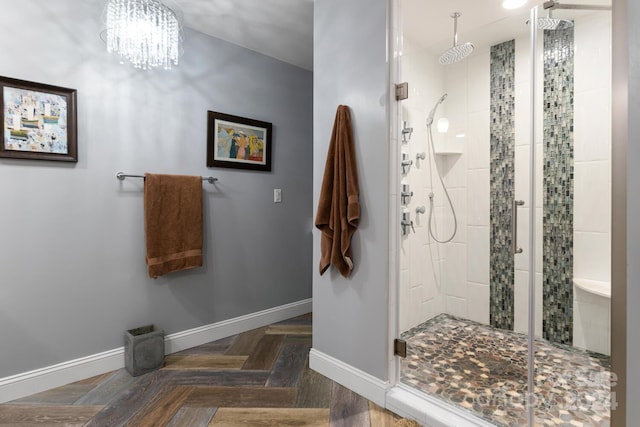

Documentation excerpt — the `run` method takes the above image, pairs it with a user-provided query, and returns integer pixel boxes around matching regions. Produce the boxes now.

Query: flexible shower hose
[426,124,457,243]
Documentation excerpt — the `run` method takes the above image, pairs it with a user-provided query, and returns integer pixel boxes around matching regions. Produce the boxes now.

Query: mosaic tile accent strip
[490,39,516,331]
[401,314,610,427]
[543,26,575,345]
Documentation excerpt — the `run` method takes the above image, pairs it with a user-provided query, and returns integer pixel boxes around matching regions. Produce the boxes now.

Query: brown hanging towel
[315,105,360,278]
[144,173,204,278]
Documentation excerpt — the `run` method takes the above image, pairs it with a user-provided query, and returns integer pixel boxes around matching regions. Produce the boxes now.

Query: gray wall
[312,0,390,379]
[621,0,640,422]
[0,1,312,378]
[612,0,639,424]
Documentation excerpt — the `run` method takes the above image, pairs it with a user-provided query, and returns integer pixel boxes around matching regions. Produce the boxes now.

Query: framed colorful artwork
[0,76,77,162]
[207,111,272,172]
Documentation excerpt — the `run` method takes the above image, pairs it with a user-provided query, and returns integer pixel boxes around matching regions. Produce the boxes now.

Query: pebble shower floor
[401,314,610,426]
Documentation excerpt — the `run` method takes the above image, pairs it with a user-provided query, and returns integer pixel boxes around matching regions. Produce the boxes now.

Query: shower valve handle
[401,153,413,174]
[401,211,415,235]
[401,219,415,235]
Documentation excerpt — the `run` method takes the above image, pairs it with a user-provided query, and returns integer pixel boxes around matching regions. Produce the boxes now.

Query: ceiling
[172,0,610,72]
[403,0,612,56]
[175,0,314,71]
[402,0,540,55]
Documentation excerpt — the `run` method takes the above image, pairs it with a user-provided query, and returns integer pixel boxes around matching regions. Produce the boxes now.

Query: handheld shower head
[426,93,448,127]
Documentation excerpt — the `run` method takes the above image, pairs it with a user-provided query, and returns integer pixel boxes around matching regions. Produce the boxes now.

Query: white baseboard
[164,298,312,354]
[0,348,125,405]
[308,348,388,407]
[0,298,312,404]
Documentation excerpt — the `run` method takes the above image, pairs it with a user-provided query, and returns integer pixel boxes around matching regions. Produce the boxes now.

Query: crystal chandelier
[105,0,181,70]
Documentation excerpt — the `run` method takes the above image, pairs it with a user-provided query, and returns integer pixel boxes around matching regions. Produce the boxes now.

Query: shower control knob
[401,121,414,143]
[401,184,413,205]
[401,152,413,174]
[416,206,426,214]
[401,210,415,235]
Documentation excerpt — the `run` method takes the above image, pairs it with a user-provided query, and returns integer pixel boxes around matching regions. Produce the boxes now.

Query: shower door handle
[512,200,525,254]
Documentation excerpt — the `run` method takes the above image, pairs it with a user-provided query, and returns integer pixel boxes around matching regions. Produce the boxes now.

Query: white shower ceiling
[402,0,541,55]
[402,0,610,55]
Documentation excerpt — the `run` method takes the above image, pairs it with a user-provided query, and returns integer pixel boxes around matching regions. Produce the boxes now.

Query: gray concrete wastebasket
[124,325,165,376]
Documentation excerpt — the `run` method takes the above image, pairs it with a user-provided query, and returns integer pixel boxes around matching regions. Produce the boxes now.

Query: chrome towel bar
[116,172,218,184]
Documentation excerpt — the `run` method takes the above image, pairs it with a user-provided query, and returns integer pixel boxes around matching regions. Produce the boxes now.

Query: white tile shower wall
[572,12,611,355]
[444,243,467,299]
[447,188,467,244]
[467,110,490,170]
[440,56,471,321]
[467,226,490,284]
[399,13,611,345]
[467,54,490,115]
[514,35,535,335]
[422,47,493,325]
[465,104,490,324]
[467,169,490,227]
[467,282,490,324]
[398,48,447,333]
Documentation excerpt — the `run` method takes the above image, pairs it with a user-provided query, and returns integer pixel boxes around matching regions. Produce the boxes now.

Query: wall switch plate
[274,188,282,203]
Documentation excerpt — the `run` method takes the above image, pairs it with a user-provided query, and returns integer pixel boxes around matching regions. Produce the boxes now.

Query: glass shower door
[395,3,537,425]
[530,2,612,424]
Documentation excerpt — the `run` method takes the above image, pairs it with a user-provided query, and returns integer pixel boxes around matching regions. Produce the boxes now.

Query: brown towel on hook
[315,105,360,277]
[144,173,203,278]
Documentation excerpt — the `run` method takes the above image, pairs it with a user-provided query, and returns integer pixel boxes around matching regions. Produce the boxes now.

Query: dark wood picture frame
[207,111,272,172]
[0,76,77,162]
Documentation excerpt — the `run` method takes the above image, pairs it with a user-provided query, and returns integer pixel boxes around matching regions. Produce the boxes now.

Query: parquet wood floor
[0,313,403,426]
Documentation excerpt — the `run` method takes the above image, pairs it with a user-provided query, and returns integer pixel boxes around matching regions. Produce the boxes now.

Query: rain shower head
[538,3,574,30]
[538,9,574,30]
[439,43,475,65]
[538,17,574,30]
[438,12,474,66]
